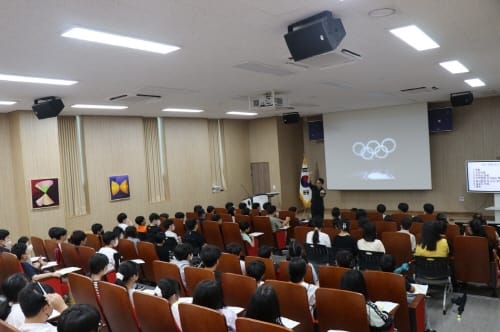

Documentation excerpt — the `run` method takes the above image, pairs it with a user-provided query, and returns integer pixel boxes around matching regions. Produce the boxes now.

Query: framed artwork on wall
[31,178,60,209]
[109,175,130,201]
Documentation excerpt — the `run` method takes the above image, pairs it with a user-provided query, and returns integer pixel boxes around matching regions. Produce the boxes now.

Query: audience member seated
[245,284,284,326]
[182,219,206,253]
[398,202,410,214]
[377,204,388,220]
[52,227,68,265]
[97,231,121,271]
[0,273,30,328]
[11,243,61,281]
[226,242,246,274]
[160,213,170,227]
[112,226,125,240]
[398,218,416,252]
[380,254,415,296]
[239,221,256,249]
[192,280,236,332]
[153,232,171,262]
[332,219,358,257]
[200,245,222,282]
[306,216,331,248]
[0,229,12,253]
[115,261,140,304]
[246,260,266,286]
[287,240,319,285]
[206,205,215,214]
[18,282,68,332]
[335,250,354,268]
[146,213,162,242]
[68,230,87,247]
[89,253,109,298]
[90,223,104,236]
[172,244,193,288]
[340,269,392,331]
[357,222,385,253]
[288,257,318,313]
[331,207,341,228]
[134,216,147,241]
[415,222,449,258]
[57,304,100,332]
[212,213,222,226]
[164,220,180,247]
[266,205,290,232]
[469,218,496,260]
[116,212,130,232]
[125,226,140,252]
[156,278,182,331]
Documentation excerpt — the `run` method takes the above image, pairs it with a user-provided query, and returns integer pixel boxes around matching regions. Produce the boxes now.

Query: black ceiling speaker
[32,96,64,119]
[450,91,473,107]
[284,11,346,62]
[282,112,300,124]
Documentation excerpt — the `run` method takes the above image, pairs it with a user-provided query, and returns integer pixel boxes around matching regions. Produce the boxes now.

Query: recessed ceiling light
[0,74,77,86]
[465,78,486,87]
[71,104,128,110]
[226,111,258,116]
[62,27,180,55]
[439,60,469,74]
[368,8,396,17]
[162,108,204,113]
[0,100,17,105]
[389,25,439,51]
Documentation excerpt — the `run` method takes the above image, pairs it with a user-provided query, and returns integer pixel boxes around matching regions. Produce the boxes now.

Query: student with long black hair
[246,284,284,326]
[415,222,449,257]
[114,261,140,304]
[193,280,236,332]
[305,216,331,248]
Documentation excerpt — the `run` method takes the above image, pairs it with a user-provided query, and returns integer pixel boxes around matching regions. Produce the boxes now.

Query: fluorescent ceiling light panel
[226,111,258,116]
[0,101,17,105]
[62,27,180,54]
[389,25,439,51]
[72,104,128,110]
[0,74,77,86]
[439,60,469,74]
[162,108,204,113]
[464,78,485,87]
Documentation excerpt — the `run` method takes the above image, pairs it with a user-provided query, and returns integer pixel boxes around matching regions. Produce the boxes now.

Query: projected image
[352,138,397,180]
[323,103,432,190]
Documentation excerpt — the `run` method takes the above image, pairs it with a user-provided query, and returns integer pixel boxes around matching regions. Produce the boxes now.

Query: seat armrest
[409,294,425,332]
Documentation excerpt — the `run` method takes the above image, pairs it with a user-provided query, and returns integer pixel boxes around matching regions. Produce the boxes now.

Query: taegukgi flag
[300,158,311,208]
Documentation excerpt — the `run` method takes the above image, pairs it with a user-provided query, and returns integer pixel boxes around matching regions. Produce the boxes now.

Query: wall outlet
[458,195,465,202]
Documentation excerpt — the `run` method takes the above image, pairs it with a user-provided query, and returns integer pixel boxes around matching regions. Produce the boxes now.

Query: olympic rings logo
[352,138,397,160]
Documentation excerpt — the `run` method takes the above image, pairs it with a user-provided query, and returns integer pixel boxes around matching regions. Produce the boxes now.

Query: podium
[240,192,280,208]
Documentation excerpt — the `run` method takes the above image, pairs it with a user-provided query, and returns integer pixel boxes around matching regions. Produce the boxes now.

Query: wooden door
[251,162,270,194]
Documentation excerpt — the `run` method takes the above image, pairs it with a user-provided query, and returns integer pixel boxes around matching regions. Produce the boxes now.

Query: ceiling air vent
[109,93,162,103]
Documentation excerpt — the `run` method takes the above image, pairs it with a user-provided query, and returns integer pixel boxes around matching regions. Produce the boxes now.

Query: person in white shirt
[18,283,68,332]
[116,212,130,232]
[164,220,180,244]
[155,278,183,331]
[305,216,331,248]
[97,231,120,271]
[2,273,30,328]
[398,218,416,252]
[172,243,193,289]
[288,257,318,313]
[357,222,386,253]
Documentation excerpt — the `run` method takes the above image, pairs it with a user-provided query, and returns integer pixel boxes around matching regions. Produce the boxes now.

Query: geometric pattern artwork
[31,178,60,209]
[109,175,130,201]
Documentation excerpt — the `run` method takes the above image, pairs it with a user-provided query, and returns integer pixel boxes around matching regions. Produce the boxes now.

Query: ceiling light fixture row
[390,24,486,88]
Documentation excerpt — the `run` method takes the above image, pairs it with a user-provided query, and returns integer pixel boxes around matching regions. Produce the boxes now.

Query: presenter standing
[310,178,326,219]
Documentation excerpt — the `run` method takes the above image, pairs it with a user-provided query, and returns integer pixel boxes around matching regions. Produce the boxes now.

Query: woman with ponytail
[331,219,358,258]
[306,216,331,248]
[114,261,140,304]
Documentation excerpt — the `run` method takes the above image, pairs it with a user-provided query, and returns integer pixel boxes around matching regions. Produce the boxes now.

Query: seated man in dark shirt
[182,219,206,254]
[154,232,171,262]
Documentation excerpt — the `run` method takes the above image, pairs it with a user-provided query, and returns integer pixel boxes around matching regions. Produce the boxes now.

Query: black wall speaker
[308,120,324,140]
[282,112,300,124]
[32,97,64,119]
[284,11,346,62]
[428,107,453,132]
[450,91,473,107]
